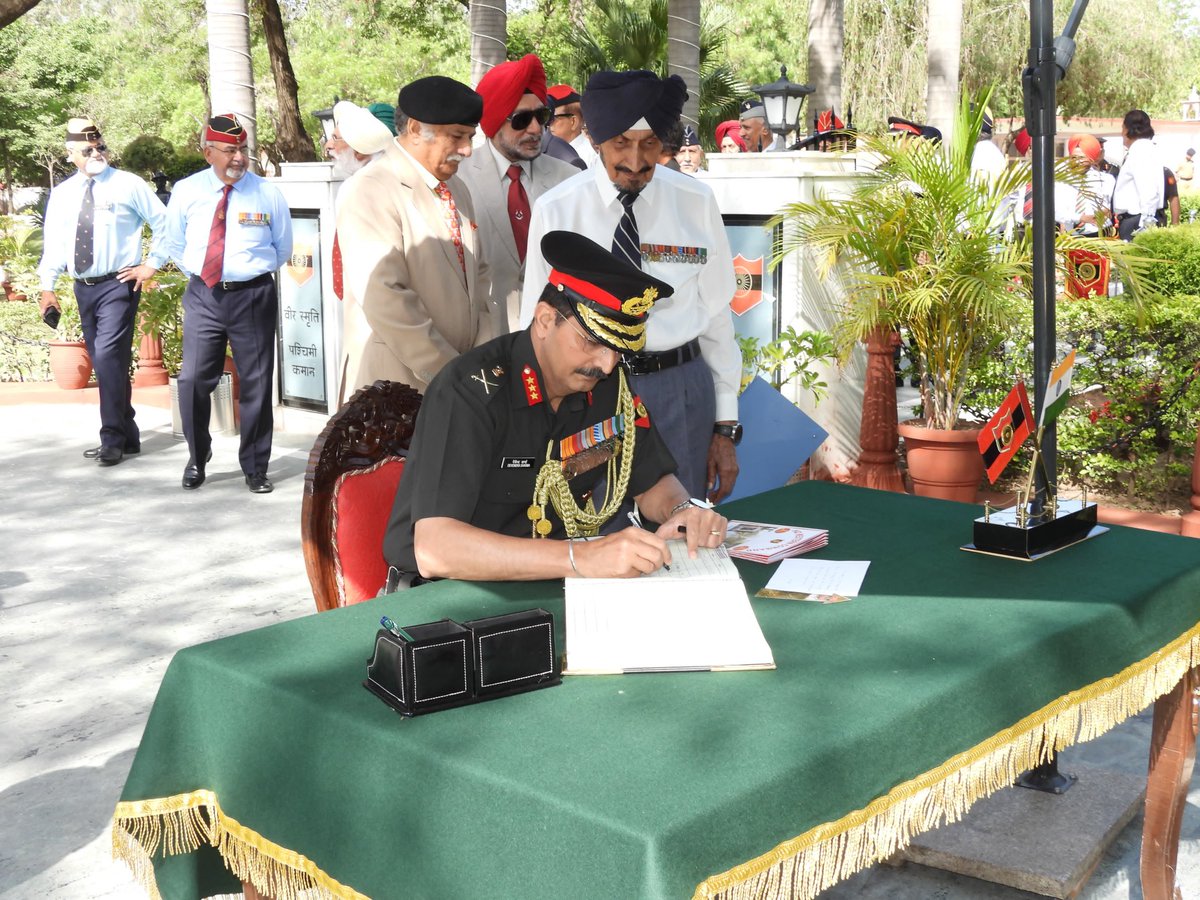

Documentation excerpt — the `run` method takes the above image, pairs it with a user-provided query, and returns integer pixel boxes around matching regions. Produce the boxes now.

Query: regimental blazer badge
[731,254,764,316]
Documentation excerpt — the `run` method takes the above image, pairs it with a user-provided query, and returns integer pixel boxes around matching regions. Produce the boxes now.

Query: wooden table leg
[1141,664,1200,900]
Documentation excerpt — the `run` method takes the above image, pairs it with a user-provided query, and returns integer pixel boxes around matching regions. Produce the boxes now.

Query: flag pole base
[965,498,1100,560]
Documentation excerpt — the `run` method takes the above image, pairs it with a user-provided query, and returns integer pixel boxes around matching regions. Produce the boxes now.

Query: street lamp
[312,97,341,141]
[751,66,815,146]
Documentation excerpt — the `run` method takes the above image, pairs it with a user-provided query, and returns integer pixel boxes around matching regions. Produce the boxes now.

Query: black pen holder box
[365,609,560,717]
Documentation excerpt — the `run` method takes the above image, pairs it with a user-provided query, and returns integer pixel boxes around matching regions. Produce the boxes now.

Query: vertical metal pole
[1026,0,1057,514]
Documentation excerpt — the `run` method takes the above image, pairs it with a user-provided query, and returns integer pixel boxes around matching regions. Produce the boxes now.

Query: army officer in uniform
[383,231,728,585]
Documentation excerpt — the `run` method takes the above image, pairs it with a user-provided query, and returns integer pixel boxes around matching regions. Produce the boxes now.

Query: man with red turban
[714,120,745,153]
[459,54,577,334]
[1066,133,1115,236]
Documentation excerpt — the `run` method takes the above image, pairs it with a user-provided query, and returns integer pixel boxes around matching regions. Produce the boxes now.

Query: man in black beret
[383,230,728,585]
[519,70,743,505]
[337,75,495,403]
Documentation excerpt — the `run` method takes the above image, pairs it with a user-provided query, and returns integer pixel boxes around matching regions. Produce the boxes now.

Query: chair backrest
[302,380,422,611]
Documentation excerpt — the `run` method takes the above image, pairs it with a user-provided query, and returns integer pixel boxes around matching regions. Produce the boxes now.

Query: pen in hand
[627,510,669,571]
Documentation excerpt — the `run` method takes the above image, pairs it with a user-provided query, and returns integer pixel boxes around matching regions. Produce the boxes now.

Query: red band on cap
[549,269,621,312]
[890,122,921,136]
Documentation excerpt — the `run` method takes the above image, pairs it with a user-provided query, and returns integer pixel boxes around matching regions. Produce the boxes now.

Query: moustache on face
[574,365,606,379]
[615,164,653,176]
[445,154,465,164]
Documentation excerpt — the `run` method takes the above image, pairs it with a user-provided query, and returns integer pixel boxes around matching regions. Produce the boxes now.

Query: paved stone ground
[0,400,1196,900]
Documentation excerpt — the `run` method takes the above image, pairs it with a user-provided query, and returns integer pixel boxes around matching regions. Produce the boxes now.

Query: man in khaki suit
[458,55,576,335]
[338,76,493,403]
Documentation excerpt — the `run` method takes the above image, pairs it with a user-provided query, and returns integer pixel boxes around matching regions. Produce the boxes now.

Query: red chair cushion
[331,457,406,606]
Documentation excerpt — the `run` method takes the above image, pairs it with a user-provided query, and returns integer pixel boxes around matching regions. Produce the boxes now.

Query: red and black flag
[977,382,1034,484]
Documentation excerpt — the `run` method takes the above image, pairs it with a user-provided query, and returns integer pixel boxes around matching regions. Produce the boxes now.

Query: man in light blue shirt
[162,113,293,493]
[37,117,168,466]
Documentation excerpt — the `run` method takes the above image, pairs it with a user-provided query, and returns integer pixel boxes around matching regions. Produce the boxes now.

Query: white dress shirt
[1112,138,1163,222]
[38,167,168,289]
[520,163,741,421]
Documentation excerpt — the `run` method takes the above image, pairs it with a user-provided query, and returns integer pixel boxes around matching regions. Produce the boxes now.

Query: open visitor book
[563,541,776,675]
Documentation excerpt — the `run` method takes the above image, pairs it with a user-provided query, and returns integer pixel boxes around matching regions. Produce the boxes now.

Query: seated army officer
[382,231,728,584]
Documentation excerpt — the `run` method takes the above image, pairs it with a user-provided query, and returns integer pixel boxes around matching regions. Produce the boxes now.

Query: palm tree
[772,91,1152,431]
[807,0,844,127]
[470,0,507,86]
[925,0,962,141]
[571,0,745,148]
[207,0,258,164]
[667,0,701,129]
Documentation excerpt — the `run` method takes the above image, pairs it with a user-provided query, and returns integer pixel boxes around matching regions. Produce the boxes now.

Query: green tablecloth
[114,482,1200,900]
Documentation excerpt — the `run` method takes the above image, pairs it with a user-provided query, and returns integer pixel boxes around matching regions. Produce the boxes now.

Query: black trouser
[74,276,140,451]
[1117,213,1141,241]
[179,275,276,475]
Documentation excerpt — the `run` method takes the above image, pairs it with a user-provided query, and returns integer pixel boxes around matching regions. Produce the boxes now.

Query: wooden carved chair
[301,380,422,612]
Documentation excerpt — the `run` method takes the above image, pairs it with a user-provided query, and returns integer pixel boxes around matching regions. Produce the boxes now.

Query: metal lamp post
[751,66,815,148]
[311,98,340,142]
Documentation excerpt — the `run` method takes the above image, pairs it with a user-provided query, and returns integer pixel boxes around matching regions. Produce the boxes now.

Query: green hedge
[1130,222,1200,296]
[965,294,1199,507]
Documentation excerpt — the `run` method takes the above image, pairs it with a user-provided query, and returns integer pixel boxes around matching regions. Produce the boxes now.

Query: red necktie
[332,231,343,301]
[201,185,232,288]
[506,164,530,263]
[1022,182,1034,221]
[434,182,466,275]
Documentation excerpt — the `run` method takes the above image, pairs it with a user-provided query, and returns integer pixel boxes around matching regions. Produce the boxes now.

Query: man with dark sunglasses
[37,117,169,467]
[458,54,577,336]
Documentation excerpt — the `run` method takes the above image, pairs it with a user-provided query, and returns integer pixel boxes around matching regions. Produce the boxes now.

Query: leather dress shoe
[245,472,274,494]
[84,444,139,459]
[97,446,124,466]
[182,450,213,491]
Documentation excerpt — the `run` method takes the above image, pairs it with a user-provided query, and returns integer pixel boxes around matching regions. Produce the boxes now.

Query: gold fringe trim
[694,622,1200,900]
[112,788,369,900]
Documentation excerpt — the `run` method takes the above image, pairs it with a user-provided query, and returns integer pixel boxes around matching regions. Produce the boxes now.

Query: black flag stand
[1015,0,1091,796]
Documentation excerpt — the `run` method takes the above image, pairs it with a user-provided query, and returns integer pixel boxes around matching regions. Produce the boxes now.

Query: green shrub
[964,295,1199,508]
[121,135,176,179]
[1130,222,1200,296]
[0,300,51,382]
[164,151,208,184]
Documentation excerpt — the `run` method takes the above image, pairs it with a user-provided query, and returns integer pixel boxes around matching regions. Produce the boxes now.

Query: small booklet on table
[563,542,776,675]
[723,520,829,564]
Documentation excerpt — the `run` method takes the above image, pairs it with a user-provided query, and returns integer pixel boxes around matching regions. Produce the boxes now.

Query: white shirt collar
[394,138,442,190]
[488,142,527,184]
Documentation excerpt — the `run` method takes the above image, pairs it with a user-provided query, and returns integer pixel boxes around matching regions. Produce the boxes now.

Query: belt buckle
[219,279,233,291]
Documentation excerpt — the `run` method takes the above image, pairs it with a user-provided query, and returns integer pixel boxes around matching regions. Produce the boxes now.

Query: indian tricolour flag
[1039,349,1076,427]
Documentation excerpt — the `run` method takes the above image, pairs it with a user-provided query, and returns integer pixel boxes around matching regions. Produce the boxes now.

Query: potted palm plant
[48,295,92,390]
[772,92,1149,500]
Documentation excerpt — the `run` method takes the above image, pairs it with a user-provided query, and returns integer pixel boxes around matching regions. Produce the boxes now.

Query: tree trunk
[924,0,962,142]
[469,0,507,88]
[256,0,317,163]
[667,0,701,130]
[207,0,259,170]
[0,0,41,29]
[806,0,844,130]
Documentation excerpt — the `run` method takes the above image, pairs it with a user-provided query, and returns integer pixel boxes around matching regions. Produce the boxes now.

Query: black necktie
[612,190,642,269]
[75,179,95,274]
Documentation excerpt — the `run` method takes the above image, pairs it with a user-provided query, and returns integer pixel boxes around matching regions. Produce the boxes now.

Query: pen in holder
[365,609,560,717]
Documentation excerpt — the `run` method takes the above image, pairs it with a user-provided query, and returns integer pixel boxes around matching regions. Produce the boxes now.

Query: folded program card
[563,542,775,674]
[758,559,871,602]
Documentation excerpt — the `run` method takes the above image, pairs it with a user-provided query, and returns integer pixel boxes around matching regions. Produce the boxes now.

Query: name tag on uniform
[238,212,271,226]
[501,457,536,469]
[640,243,707,264]
[94,201,114,212]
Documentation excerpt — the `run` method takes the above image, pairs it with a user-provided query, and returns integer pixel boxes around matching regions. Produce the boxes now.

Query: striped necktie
[201,185,232,288]
[75,179,95,274]
[612,190,642,269]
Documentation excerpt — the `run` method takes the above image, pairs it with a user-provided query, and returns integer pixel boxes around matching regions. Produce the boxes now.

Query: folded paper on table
[564,543,775,674]
[724,377,828,503]
[757,559,871,602]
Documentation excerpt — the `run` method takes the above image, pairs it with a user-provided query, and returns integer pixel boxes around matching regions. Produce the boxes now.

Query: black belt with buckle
[1116,212,1136,223]
[75,272,120,286]
[215,273,274,292]
[625,338,702,376]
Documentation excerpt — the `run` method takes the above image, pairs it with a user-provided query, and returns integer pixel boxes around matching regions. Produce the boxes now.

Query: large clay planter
[898,420,985,503]
[48,340,92,390]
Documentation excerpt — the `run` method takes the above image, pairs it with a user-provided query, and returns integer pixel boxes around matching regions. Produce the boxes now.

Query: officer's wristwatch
[713,422,744,445]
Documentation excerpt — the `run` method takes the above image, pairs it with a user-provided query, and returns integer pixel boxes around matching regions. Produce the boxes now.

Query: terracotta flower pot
[898,420,985,503]
[48,340,93,390]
